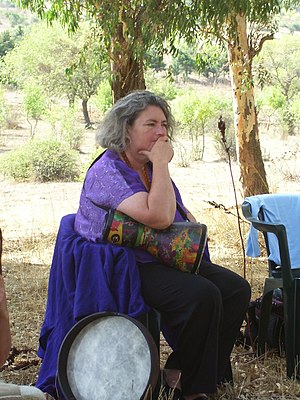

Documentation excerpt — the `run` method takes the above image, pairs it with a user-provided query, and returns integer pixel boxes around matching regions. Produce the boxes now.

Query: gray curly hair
[96,90,175,152]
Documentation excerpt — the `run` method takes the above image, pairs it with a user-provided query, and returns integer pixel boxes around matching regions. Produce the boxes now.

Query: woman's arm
[117,138,176,229]
[0,276,11,366]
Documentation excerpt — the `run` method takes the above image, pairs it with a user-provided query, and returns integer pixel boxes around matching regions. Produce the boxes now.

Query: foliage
[0,26,23,59]
[171,43,196,79]
[257,34,300,103]
[59,107,84,151]
[280,10,300,33]
[256,33,300,136]
[14,0,300,195]
[145,72,178,101]
[0,85,7,130]
[44,102,84,150]
[3,20,108,123]
[172,91,232,161]
[5,9,26,26]
[22,83,47,137]
[0,139,81,182]
[144,47,166,72]
[92,80,113,115]
[195,41,228,79]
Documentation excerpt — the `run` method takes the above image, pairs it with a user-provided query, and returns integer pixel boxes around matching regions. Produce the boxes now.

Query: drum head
[57,312,159,400]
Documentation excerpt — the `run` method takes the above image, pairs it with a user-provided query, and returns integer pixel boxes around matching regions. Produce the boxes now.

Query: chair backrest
[243,193,300,273]
[257,207,282,277]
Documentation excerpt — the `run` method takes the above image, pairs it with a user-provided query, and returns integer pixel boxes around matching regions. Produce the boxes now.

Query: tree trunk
[109,24,146,103]
[227,13,269,197]
[82,99,91,127]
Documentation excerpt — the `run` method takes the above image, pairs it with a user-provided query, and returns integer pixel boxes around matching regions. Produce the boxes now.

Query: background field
[1,85,300,399]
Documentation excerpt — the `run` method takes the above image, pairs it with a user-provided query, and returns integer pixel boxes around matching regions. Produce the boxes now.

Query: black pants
[138,260,251,395]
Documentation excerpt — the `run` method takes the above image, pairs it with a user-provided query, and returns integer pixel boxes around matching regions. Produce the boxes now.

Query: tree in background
[15,0,300,196]
[167,1,291,196]
[2,21,107,125]
[22,82,47,137]
[172,92,232,161]
[171,42,196,81]
[195,41,228,81]
[16,0,174,102]
[256,34,300,136]
[0,27,23,58]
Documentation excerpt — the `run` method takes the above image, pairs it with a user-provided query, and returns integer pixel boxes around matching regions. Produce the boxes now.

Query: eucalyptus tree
[16,0,171,103]
[15,0,299,196]
[172,1,300,196]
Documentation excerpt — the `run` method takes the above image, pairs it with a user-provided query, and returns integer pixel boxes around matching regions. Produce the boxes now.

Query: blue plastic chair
[242,194,300,379]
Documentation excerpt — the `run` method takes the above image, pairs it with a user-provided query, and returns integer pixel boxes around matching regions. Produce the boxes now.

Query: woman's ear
[125,127,131,144]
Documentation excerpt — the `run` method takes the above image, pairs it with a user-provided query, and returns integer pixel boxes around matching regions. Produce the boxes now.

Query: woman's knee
[237,277,251,304]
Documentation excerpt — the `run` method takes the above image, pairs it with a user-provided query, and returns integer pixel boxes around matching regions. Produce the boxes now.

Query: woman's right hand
[139,137,174,165]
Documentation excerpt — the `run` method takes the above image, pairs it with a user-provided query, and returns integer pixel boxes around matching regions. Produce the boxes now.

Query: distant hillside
[0,0,34,33]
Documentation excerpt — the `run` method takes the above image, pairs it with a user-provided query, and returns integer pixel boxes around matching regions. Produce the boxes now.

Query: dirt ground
[1,88,300,398]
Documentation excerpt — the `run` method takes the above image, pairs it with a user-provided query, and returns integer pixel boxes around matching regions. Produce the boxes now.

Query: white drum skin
[58,313,159,400]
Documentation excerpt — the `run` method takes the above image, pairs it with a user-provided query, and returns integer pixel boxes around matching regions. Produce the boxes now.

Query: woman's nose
[155,126,167,136]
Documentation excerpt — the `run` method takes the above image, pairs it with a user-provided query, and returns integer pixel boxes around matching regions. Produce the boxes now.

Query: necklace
[121,151,151,191]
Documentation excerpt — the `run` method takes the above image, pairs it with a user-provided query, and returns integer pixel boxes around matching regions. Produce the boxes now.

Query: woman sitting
[75,90,251,400]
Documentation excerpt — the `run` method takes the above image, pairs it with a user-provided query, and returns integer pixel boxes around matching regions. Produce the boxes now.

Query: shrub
[93,81,113,115]
[22,83,47,137]
[0,139,81,182]
[60,107,84,151]
[172,92,233,161]
[145,72,179,100]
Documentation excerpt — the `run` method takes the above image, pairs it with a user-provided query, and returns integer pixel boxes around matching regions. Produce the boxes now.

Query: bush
[0,139,81,182]
[60,107,84,151]
[22,83,47,137]
[93,81,113,115]
[145,72,179,100]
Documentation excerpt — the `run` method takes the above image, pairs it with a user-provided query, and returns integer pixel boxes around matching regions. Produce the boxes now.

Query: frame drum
[57,312,159,400]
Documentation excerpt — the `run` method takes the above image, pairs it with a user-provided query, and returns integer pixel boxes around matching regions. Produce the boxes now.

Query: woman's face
[126,105,168,156]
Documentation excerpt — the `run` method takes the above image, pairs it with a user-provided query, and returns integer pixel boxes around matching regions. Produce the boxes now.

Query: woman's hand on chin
[139,137,173,164]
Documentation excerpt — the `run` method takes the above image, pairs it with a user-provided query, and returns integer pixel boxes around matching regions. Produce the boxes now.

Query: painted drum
[103,209,207,274]
[57,312,159,400]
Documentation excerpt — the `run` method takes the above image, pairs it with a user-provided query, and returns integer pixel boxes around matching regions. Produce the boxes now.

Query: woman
[75,90,251,400]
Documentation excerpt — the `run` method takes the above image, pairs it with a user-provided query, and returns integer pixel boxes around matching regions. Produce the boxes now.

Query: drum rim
[57,311,159,400]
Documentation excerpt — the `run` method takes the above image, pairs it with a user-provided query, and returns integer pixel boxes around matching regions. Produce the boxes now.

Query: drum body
[103,209,207,274]
[57,312,159,400]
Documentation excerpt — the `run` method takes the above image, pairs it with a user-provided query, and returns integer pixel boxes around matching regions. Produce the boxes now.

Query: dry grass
[1,210,300,399]
[1,87,300,398]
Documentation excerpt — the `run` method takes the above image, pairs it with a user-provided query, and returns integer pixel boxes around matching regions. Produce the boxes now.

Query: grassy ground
[1,209,300,400]
[1,86,300,399]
